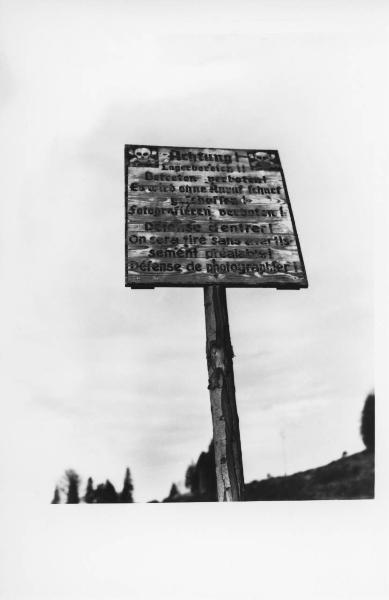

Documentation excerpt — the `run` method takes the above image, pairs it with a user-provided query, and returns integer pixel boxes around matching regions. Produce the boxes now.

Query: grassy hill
[245,450,374,501]
[161,450,374,502]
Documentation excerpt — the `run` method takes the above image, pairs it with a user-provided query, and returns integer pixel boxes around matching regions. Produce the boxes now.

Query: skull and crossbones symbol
[247,150,278,169]
[129,146,158,167]
[135,147,151,162]
[255,151,276,161]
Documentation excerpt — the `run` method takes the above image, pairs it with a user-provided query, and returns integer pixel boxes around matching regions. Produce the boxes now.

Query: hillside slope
[162,451,374,502]
[245,450,374,501]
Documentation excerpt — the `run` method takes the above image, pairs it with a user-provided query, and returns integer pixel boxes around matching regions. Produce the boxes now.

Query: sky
[0,1,384,510]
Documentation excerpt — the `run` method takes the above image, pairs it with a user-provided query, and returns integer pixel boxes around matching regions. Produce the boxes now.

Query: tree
[119,467,134,503]
[94,483,105,503]
[361,392,375,452]
[185,462,198,494]
[65,469,80,504]
[103,480,118,503]
[51,486,60,504]
[84,477,95,503]
[196,440,216,497]
[168,483,179,499]
[94,480,118,503]
[183,440,217,499]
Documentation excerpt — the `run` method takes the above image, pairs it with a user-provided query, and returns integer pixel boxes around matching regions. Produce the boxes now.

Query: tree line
[52,467,134,503]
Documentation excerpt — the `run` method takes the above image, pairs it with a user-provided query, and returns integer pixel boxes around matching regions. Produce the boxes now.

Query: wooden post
[203,285,245,501]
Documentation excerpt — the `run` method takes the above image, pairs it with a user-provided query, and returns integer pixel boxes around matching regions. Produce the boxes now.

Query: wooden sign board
[125,145,308,289]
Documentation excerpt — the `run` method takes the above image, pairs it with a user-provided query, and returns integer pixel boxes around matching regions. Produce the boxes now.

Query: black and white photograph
[0,1,387,599]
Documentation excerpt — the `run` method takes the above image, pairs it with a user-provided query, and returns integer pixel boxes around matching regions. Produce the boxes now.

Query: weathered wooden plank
[125,264,305,286]
[127,221,296,234]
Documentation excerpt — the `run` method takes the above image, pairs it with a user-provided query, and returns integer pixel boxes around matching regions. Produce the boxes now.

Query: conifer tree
[195,440,216,497]
[94,483,105,503]
[103,480,118,503]
[361,392,375,452]
[119,467,134,503]
[84,477,95,503]
[51,486,60,504]
[168,483,179,499]
[95,480,118,503]
[185,463,198,494]
[65,469,80,504]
